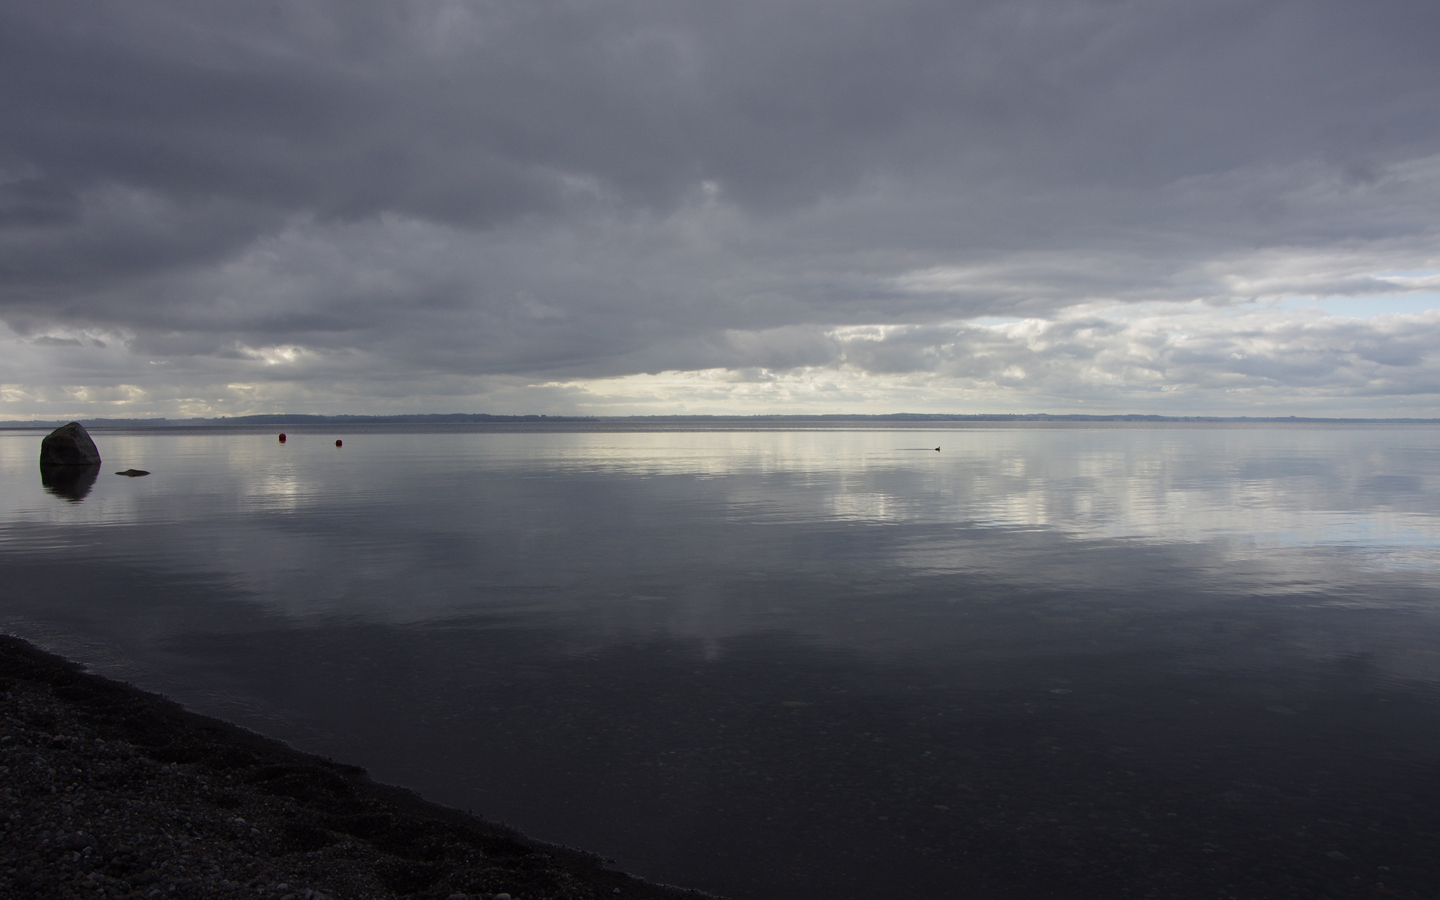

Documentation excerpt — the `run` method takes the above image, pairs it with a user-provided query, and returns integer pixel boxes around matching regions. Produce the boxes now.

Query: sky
[3,0,1440,419]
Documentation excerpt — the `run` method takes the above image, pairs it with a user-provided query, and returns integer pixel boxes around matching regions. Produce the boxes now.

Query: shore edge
[0,633,722,900]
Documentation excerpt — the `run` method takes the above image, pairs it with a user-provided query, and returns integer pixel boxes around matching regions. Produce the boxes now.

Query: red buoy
[335,439,342,447]
[278,433,287,443]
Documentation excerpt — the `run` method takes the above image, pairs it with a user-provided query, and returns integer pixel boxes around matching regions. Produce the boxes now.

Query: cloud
[2,0,1440,417]
[847,306,1440,393]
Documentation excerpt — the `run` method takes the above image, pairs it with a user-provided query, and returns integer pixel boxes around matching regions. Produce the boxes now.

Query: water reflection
[2,424,1440,899]
[39,463,99,501]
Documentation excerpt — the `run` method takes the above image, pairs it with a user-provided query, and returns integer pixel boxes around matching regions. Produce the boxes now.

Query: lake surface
[3,423,1440,899]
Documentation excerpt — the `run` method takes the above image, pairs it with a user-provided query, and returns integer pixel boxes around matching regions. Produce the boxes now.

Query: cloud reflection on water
[3,425,1440,898]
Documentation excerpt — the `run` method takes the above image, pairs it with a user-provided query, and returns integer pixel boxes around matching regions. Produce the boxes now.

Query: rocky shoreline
[0,635,720,900]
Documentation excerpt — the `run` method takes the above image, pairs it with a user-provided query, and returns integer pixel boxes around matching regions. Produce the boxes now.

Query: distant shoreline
[4,412,1440,429]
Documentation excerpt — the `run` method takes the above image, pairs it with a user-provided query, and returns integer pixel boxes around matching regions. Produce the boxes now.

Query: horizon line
[5,412,1440,427]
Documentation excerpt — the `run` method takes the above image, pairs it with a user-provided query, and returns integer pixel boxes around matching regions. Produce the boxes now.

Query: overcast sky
[3,0,1439,418]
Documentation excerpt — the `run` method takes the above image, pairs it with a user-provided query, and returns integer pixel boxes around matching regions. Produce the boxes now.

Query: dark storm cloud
[2,0,1439,414]
[12,1,1439,212]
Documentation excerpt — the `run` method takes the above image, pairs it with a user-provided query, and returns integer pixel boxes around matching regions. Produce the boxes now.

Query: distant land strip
[3,413,1440,428]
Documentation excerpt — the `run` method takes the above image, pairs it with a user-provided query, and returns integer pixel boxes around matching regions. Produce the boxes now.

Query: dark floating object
[278,433,287,443]
[335,439,343,447]
[40,464,100,502]
[935,447,941,452]
[40,421,101,466]
[115,469,150,477]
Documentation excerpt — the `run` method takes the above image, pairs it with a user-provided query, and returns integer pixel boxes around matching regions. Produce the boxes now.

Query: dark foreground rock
[40,423,102,466]
[0,635,721,900]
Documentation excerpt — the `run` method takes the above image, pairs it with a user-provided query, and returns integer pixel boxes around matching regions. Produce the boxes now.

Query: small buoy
[278,433,286,443]
[335,439,342,447]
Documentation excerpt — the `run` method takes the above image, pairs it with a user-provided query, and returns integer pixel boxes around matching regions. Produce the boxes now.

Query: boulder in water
[40,422,102,466]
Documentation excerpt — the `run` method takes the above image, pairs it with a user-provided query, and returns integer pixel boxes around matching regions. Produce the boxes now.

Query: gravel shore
[0,635,720,900]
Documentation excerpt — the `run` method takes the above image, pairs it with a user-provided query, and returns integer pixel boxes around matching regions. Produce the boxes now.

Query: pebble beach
[0,635,719,900]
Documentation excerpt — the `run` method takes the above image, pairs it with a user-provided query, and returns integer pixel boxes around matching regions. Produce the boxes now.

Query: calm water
[3,424,1440,899]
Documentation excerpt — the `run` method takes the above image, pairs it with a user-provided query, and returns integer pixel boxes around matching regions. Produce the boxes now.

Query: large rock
[39,422,102,466]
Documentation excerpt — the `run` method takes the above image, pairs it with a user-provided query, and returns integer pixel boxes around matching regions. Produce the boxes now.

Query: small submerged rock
[115,469,151,477]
